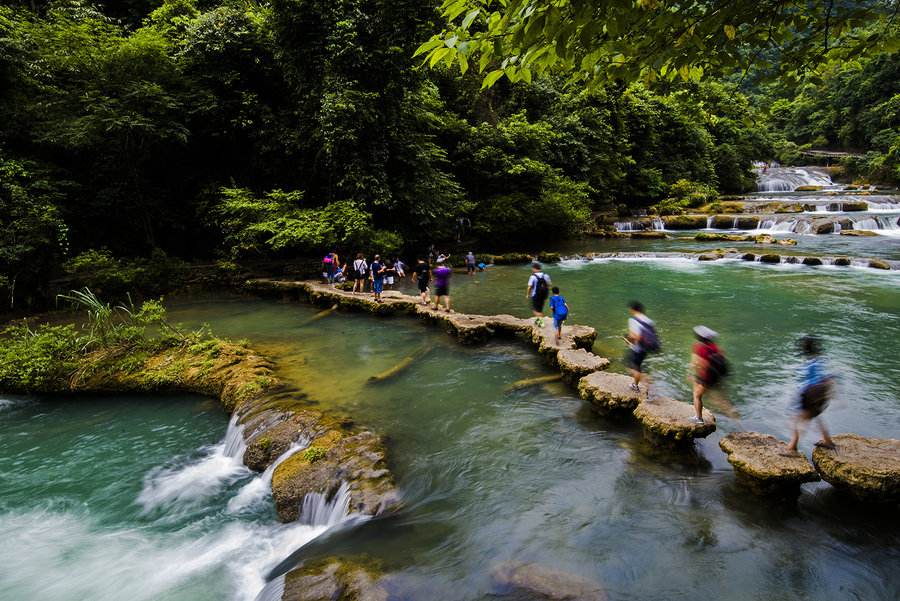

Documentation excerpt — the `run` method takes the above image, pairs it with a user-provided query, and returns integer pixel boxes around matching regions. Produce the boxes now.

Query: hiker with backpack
[322,252,337,286]
[625,301,658,393]
[526,262,552,327]
[690,326,729,425]
[352,253,369,293]
[787,335,836,452]
[549,287,569,343]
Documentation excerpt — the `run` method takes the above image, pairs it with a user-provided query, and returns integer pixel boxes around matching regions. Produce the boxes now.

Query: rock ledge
[812,434,900,503]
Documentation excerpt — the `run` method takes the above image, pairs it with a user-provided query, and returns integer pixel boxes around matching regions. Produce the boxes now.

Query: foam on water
[138,414,250,513]
[0,507,347,601]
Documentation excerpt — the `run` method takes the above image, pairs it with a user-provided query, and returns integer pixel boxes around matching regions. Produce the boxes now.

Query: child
[787,335,836,452]
[548,287,569,343]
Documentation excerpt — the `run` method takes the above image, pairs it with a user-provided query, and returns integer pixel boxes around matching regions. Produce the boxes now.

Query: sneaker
[689,416,705,425]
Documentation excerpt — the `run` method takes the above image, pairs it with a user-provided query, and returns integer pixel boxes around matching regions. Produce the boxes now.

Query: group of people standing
[324,251,836,453]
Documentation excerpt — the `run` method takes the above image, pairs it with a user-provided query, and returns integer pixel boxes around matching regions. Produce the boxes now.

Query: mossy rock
[695,233,747,243]
[869,259,891,270]
[282,557,388,601]
[840,230,878,237]
[841,201,868,212]
[578,371,643,415]
[271,429,399,522]
[777,238,798,246]
[794,185,822,192]
[802,257,823,266]
[783,256,800,264]
[719,432,819,496]
[812,434,900,503]
[492,253,534,265]
[832,257,852,266]
[662,215,708,230]
[491,561,608,601]
[759,254,781,264]
[753,234,776,245]
[536,252,561,263]
[697,252,722,261]
[556,348,609,383]
[741,253,756,261]
[633,397,716,446]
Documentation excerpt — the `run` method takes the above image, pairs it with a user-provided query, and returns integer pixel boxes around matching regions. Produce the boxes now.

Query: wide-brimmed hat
[693,325,718,340]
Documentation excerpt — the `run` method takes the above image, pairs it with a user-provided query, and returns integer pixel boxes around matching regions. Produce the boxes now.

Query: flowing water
[3,260,900,600]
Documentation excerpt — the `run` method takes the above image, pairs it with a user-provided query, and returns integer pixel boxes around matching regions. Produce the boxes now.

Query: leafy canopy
[416,0,900,88]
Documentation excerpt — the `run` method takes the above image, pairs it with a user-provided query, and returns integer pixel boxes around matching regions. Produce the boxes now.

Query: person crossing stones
[526,262,551,327]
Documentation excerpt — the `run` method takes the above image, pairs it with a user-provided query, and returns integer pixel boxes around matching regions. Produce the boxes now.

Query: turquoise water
[2,259,899,600]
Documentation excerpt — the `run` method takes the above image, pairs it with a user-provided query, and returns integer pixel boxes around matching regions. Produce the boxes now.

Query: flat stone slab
[557,348,609,382]
[282,559,387,601]
[812,434,900,503]
[491,561,607,601]
[720,432,819,492]
[578,371,643,414]
[633,397,716,445]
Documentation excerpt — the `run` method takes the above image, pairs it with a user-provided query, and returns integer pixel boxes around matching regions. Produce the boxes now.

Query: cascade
[227,439,310,513]
[651,218,665,231]
[756,166,834,192]
[705,216,714,229]
[732,216,739,230]
[299,481,354,528]
[833,222,842,234]
[614,222,634,232]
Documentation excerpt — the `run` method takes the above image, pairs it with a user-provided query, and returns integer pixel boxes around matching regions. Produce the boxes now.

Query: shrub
[0,323,81,390]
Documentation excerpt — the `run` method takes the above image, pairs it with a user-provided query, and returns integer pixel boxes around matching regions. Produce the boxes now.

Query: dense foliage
[0,1,896,309]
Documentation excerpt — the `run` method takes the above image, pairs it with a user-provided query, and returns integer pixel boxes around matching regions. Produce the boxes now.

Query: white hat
[693,325,718,340]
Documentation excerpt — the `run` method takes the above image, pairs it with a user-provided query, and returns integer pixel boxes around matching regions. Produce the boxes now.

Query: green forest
[2,0,899,310]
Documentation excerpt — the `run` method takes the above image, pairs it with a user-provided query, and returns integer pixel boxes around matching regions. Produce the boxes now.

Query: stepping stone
[633,397,716,447]
[812,434,900,503]
[578,372,643,415]
[557,348,610,383]
[719,432,819,496]
[491,561,607,601]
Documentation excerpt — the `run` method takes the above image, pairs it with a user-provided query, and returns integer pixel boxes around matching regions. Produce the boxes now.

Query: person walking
[352,253,369,293]
[548,287,569,343]
[689,326,728,424]
[322,252,337,286]
[465,251,476,276]
[394,257,406,280]
[412,258,430,305]
[526,262,551,326]
[432,261,452,312]
[383,259,396,290]
[370,254,385,302]
[787,335,836,452]
[624,301,659,393]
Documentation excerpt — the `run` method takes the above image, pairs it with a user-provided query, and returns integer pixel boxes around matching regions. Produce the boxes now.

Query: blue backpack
[635,318,661,353]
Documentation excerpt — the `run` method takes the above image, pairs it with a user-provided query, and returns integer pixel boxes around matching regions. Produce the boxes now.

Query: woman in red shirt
[690,325,724,425]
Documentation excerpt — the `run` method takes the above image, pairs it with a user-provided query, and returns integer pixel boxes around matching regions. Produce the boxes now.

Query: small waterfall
[756,166,834,192]
[227,439,309,514]
[705,216,714,229]
[138,414,250,513]
[867,201,900,211]
[299,481,353,527]
[833,222,842,234]
[850,215,900,233]
[757,219,776,231]
[732,216,739,230]
[651,217,665,231]
[614,222,635,232]
[254,576,286,601]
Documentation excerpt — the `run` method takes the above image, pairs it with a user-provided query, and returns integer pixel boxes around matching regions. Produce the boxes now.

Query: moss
[256,436,274,453]
[869,259,891,270]
[302,445,327,463]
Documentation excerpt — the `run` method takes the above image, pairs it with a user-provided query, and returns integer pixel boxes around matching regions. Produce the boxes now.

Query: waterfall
[850,215,900,234]
[867,201,900,212]
[138,414,250,513]
[732,216,739,230]
[756,166,834,192]
[705,216,714,229]
[756,219,776,231]
[299,481,354,528]
[833,222,842,234]
[227,438,310,514]
[651,218,665,231]
[614,222,634,232]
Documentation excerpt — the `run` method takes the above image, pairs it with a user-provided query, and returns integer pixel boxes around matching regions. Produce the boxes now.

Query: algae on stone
[812,434,900,503]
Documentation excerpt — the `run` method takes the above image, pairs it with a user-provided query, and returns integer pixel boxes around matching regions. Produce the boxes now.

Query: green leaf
[429,47,452,68]
[482,69,505,88]
[462,9,480,29]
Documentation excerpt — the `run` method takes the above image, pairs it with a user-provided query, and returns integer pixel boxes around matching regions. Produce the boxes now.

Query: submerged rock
[812,434,900,503]
[697,252,722,261]
[869,259,891,270]
[741,253,756,261]
[802,257,823,266]
[719,432,819,496]
[633,397,715,446]
[491,561,607,601]
[578,371,643,415]
[695,233,747,243]
[840,230,877,237]
[272,429,399,522]
[759,254,781,264]
[282,558,388,601]
[557,349,609,383]
[832,257,852,266]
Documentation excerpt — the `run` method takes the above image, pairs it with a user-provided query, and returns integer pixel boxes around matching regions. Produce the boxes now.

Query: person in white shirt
[525,262,551,327]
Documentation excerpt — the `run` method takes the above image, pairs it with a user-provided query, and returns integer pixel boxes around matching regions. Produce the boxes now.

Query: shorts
[694,372,719,388]
[435,285,449,297]
[553,316,566,330]
[385,276,395,285]
[531,294,547,312]
[373,279,384,293]
[625,348,647,371]
[417,278,429,293]
[467,264,475,273]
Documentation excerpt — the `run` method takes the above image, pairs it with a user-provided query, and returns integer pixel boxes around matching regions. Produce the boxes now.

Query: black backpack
[707,349,729,379]
[534,273,550,298]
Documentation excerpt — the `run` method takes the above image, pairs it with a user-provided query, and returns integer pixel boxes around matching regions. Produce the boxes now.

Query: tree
[416,0,900,89]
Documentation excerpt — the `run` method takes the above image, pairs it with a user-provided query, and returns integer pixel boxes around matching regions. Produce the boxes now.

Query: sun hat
[693,325,718,340]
